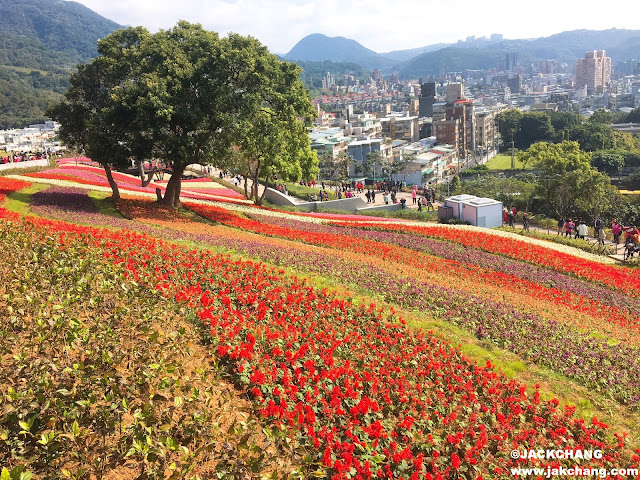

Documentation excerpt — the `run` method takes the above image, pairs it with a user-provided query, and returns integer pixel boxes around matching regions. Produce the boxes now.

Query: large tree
[47,27,152,200]
[518,140,618,220]
[224,34,317,205]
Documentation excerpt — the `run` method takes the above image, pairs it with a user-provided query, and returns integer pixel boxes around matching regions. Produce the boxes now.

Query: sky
[73,0,639,55]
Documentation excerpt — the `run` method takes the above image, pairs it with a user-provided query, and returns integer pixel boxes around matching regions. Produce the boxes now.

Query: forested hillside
[0,0,121,127]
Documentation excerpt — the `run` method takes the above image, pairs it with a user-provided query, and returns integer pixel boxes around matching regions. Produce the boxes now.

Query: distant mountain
[0,0,122,128]
[381,43,453,62]
[284,33,396,70]
[398,47,507,78]
[397,28,640,79]
[0,0,123,68]
[284,28,640,80]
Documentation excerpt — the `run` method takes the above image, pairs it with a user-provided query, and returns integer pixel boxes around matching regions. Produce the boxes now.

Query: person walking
[594,217,602,239]
[412,189,417,204]
[365,190,371,203]
[371,190,376,203]
[577,220,588,240]
[598,225,606,247]
[565,219,574,237]
[522,212,530,232]
[612,220,622,244]
[557,217,565,235]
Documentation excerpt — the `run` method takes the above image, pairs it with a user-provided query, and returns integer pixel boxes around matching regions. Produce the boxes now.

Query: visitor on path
[371,190,376,203]
[577,221,588,240]
[417,198,423,212]
[612,220,622,244]
[504,208,509,225]
[365,190,371,203]
[624,225,640,246]
[557,218,565,235]
[391,191,397,204]
[507,209,515,228]
[384,193,389,205]
[598,226,606,247]
[412,190,417,204]
[522,212,529,232]
[565,219,575,237]
[594,217,602,239]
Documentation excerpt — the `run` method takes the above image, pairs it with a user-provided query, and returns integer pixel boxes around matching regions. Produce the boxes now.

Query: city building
[505,52,519,72]
[347,138,392,177]
[419,81,437,118]
[432,84,476,159]
[576,50,611,93]
[380,113,420,143]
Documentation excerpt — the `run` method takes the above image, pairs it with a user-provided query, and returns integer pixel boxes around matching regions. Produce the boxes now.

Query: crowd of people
[554,217,637,248]
[1,152,49,164]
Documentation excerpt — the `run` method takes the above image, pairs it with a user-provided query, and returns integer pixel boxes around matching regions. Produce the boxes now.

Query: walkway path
[189,164,628,263]
[512,222,628,262]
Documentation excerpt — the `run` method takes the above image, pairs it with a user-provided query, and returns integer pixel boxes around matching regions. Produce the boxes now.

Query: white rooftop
[447,194,477,203]
[464,197,502,206]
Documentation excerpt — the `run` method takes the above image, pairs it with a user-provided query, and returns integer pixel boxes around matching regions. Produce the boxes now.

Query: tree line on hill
[49,22,317,207]
[496,109,640,155]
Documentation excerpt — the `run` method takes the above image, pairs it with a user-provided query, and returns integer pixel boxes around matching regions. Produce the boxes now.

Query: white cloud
[74,0,640,54]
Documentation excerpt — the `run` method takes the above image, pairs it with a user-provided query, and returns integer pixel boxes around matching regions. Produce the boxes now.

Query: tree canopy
[518,141,619,220]
[50,22,317,206]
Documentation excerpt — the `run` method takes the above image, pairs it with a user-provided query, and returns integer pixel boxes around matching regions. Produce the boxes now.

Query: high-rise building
[575,50,611,92]
[419,81,437,117]
[507,74,522,95]
[505,52,519,72]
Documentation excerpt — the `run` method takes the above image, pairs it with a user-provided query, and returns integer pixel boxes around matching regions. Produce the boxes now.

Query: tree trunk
[103,164,120,201]
[160,164,185,207]
[137,160,156,187]
[259,177,268,205]
[243,176,249,199]
[252,172,261,204]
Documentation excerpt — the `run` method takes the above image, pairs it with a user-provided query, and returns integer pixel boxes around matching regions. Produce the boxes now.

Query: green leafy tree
[567,123,615,151]
[514,112,554,150]
[591,152,625,174]
[47,28,153,200]
[496,109,522,152]
[588,109,614,125]
[225,34,317,205]
[548,111,583,142]
[319,151,353,182]
[518,140,618,221]
[381,153,413,182]
[625,106,640,123]
[355,151,382,180]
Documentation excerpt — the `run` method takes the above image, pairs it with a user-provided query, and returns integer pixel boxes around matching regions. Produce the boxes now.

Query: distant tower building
[576,51,611,92]
[507,74,522,95]
[505,52,519,72]
[445,83,464,103]
[419,81,437,117]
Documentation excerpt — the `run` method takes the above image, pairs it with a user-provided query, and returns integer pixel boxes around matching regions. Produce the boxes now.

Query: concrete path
[511,222,628,263]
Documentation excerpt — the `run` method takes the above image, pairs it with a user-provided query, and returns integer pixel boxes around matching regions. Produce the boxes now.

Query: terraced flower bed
[4,177,640,478]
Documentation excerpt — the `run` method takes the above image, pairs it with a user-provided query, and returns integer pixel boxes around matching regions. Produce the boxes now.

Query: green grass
[5,183,48,215]
[284,182,338,201]
[87,191,124,218]
[485,153,530,170]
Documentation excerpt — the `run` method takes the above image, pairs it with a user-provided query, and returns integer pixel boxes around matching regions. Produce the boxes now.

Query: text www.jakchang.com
[510,466,639,478]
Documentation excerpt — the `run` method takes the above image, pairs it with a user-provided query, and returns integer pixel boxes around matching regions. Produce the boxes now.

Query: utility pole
[511,138,515,170]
